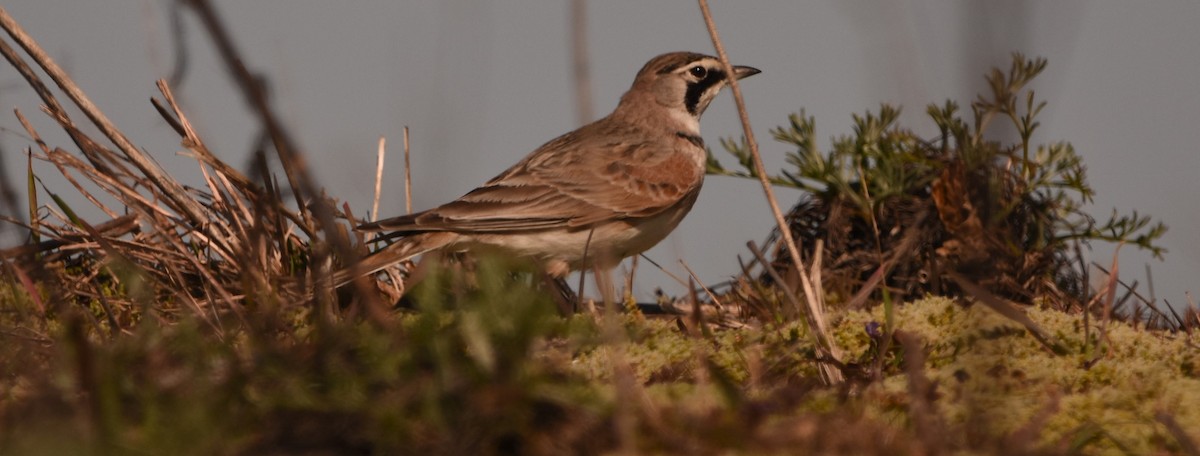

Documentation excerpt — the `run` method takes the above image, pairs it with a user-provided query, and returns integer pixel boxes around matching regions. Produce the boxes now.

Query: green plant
[710,54,1166,310]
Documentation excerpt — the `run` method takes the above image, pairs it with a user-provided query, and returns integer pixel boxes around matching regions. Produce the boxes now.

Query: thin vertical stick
[624,255,638,306]
[1145,263,1156,306]
[679,259,724,310]
[183,0,389,328]
[1156,411,1200,456]
[570,0,593,124]
[403,126,413,214]
[696,0,843,384]
[637,253,690,288]
[576,228,596,313]
[372,136,386,223]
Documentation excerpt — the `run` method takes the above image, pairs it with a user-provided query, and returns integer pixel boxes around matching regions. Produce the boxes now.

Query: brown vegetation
[0,2,1195,454]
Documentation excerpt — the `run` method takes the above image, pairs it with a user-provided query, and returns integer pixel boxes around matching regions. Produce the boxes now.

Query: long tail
[330,232,456,288]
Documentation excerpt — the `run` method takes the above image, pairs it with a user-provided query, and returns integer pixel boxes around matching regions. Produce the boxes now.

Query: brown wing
[359,121,701,235]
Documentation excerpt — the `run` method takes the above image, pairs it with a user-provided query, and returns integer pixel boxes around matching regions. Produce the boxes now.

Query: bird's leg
[542,274,580,316]
[593,266,617,310]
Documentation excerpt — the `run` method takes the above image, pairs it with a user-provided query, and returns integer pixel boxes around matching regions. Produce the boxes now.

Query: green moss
[570,317,756,385]
[4,273,1198,455]
[833,297,1200,454]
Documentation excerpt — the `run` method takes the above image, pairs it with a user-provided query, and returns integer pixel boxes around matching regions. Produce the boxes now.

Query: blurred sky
[1,1,1197,307]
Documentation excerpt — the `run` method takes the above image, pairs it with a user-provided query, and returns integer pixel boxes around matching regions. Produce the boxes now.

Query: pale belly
[454,191,699,275]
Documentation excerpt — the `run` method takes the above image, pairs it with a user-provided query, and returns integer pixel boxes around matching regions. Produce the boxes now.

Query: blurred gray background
[2,1,1196,308]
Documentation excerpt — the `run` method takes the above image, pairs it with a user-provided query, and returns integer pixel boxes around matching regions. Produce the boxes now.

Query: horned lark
[339,52,759,287]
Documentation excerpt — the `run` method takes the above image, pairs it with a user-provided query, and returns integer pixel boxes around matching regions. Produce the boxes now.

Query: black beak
[733,65,761,80]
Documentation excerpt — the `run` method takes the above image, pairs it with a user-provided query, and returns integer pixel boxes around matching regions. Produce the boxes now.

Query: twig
[809,239,824,308]
[685,277,708,338]
[179,0,311,224]
[0,139,19,226]
[896,331,947,452]
[1189,292,1199,330]
[0,34,65,120]
[181,0,390,326]
[735,254,776,319]
[576,228,595,312]
[403,126,412,214]
[42,150,120,220]
[847,266,888,310]
[15,110,116,221]
[636,253,690,288]
[748,240,844,383]
[570,0,593,124]
[372,136,386,223]
[1091,261,1170,323]
[0,6,210,228]
[1145,263,1157,306]
[745,243,795,313]
[40,149,176,221]
[87,281,121,338]
[154,80,261,197]
[1156,411,1200,456]
[0,256,44,315]
[1004,389,1061,452]
[679,259,724,310]
[947,270,1066,354]
[1083,244,1124,366]
[624,254,638,306]
[696,0,843,384]
[0,214,137,259]
[845,211,928,309]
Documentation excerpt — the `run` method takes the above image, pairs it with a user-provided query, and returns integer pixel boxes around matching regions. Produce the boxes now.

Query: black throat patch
[683,69,726,116]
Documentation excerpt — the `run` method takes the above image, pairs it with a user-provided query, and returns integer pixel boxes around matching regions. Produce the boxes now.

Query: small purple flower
[865,321,882,339]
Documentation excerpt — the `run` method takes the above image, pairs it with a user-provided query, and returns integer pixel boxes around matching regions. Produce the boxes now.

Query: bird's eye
[689,66,707,78]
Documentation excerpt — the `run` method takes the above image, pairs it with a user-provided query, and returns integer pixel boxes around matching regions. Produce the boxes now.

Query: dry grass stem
[679,259,724,311]
[0,3,387,327]
[373,136,386,223]
[947,270,1065,354]
[570,0,593,124]
[896,331,946,451]
[0,7,1192,454]
[696,0,843,384]
[403,126,412,214]
[1156,411,1200,456]
[636,253,690,289]
[0,6,209,227]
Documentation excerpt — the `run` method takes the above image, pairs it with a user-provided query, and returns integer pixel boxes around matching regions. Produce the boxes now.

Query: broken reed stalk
[747,241,799,319]
[0,6,210,229]
[373,136,386,223]
[679,259,724,310]
[1,7,252,324]
[403,126,412,214]
[181,0,392,326]
[947,270,1066,354]
[1155,411,1200,456]
[0,5,394,329]
[695,0,844,385]
[636,253,690,289]
[180,0,312,227]
[624,254,638,306]
[896,331,947,451]
[1088,243,1123,364]
[570,0,593,124]
[1090,261,1170,323]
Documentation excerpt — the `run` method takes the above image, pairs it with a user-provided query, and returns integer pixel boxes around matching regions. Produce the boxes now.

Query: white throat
[669,108,701,136]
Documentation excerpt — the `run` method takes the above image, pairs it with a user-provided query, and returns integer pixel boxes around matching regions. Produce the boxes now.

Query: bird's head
[616,51,760,134]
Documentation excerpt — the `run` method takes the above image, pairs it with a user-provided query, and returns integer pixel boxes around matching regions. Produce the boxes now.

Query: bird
[336,51,760,293]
